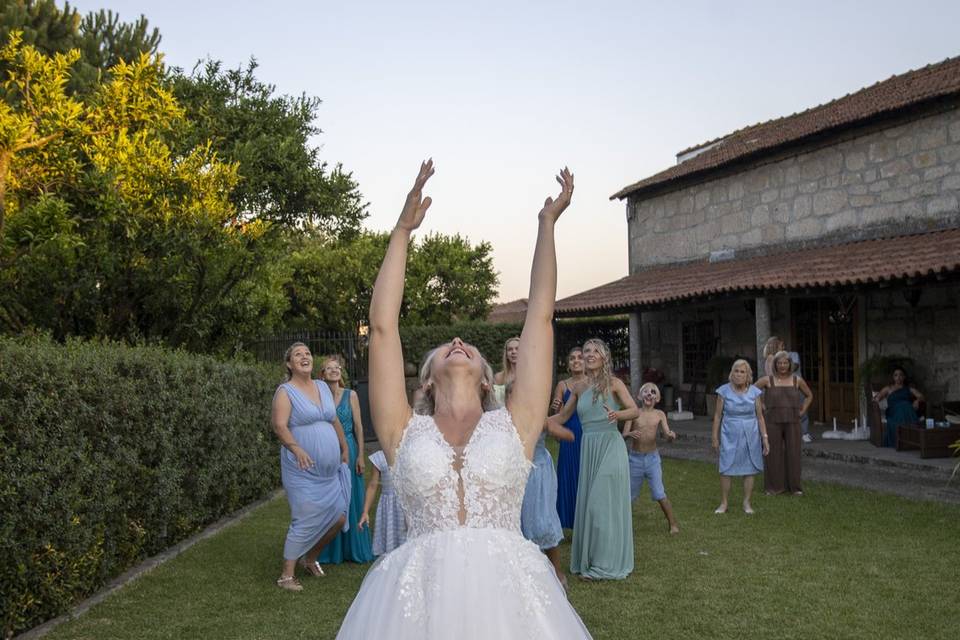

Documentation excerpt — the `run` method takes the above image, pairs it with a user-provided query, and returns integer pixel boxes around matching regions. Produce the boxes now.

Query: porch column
[755,296,771,366]
[629,309,643,395]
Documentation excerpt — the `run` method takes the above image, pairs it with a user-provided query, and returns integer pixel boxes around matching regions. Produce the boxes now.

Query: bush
[399,322,523,370]
[0,336,280,636]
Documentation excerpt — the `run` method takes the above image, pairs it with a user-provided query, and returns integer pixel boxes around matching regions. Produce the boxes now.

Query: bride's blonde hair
[414,343,499,415]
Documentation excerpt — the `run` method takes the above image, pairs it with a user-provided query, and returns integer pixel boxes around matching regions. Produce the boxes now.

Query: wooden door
[792,297,859,424]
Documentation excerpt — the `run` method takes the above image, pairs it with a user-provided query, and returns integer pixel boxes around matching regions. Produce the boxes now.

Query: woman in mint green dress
[318,357,374,564]
[555,339,639,580]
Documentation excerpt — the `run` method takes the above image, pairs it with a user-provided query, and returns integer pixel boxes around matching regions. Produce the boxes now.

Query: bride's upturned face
[430,337,484,386]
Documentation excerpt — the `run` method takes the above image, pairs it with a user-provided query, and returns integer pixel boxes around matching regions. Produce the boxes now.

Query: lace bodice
[391,407,532,539]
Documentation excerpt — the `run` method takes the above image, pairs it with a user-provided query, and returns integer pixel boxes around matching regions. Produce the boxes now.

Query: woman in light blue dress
[361,450,407,555]
[710,359,769,515]
[272,343,351,591]
[319,357,374,564]
[556,338,638,580]
[520,408,574,587]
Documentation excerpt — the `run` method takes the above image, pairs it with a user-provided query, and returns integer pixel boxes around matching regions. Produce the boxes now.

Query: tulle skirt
[337,527,592,639]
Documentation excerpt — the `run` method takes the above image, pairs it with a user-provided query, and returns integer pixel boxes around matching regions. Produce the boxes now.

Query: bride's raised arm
[509,168,574,454]
[368,159,434,462]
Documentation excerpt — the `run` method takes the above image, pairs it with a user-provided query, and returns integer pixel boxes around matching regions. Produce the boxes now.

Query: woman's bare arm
[607,378,640,422]
[798,378,814,416]
[271,388,313,470]
[358,466,380,530]
[368,160,434,462]
[756,397,770,455]
[711,395,724,451]
[509,168,574,453]
[349,390,366,475]
[552,390,578,424]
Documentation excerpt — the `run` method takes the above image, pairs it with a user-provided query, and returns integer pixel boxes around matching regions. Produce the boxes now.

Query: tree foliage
[171,59,367,236]
[283,230,499,332]
[0,31,286,352]
[0,0,161,95]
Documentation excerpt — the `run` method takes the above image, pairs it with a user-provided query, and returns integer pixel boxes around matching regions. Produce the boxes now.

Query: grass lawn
[47,458,960,640]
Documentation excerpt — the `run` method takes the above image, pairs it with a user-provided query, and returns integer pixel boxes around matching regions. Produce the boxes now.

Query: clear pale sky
[72,0,960,302]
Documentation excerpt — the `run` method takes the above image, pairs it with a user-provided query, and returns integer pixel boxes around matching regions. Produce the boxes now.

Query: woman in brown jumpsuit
[755,350,813,495]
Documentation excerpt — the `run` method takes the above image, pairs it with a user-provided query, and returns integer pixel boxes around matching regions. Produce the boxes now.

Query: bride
[336,160,591,638]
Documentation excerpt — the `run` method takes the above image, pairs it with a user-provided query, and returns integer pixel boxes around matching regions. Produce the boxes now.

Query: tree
[0,0,161,95]
[282,230,499,332]
[0,32,286,352]
[171,59,367,237]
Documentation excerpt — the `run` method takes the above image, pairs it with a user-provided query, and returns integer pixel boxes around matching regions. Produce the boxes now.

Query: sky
[71,0,960,303]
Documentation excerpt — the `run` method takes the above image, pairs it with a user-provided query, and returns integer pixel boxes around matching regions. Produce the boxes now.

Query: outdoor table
[896,424,960,458]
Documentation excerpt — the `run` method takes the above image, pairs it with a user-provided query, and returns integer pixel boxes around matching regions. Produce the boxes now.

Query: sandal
[276,576,303,592]
[299,558,326,577]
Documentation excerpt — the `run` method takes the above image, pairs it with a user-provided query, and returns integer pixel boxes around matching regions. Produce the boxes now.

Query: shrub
[0,336,280,636]
[399,322,523,370]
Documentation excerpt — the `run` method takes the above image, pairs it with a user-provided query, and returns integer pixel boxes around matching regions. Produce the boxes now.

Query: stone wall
[627,107,960,270]
[637,299,770,388]
[864,282,960,407]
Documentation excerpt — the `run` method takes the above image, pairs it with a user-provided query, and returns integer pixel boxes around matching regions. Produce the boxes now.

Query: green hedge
[399,321,523,370]
[0,336,280,636]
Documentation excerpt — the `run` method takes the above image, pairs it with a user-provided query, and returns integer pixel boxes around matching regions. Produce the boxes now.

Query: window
[682,320,717,384]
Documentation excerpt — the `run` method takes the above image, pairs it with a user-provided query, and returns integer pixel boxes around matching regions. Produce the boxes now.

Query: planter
[705,392,718,418]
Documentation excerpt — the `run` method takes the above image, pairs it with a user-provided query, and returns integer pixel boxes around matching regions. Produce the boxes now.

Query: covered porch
[554,228,960,448]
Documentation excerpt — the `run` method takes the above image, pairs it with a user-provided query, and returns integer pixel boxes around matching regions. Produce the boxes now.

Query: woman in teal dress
[319,356,374,564]
[555,338,638,580]
[874,367,925,447]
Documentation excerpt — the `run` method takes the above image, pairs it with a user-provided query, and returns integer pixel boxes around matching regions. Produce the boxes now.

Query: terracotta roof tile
[554,228,960,316]
[487,298,528,323]
[613,56,960,201]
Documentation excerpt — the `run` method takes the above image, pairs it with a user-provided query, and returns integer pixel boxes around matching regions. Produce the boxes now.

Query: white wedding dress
[337,407,592,639]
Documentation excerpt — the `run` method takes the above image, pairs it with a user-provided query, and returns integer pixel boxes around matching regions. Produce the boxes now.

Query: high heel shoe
[299,558,325,577]
[276,576,303,592]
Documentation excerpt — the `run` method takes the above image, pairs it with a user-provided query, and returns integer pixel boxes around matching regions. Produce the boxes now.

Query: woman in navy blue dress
[272,343,351,591]
[551,347,585,529]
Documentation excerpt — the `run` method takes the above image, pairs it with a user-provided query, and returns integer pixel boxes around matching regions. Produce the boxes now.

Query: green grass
[47,458,960,640]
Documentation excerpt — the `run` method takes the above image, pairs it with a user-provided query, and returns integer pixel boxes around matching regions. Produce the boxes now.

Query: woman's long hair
[322,354,347,389]
[583,338,613,403]
[414,344,499,415]
[763,336,782,358]
[500,336,520,383]
[283,342,309,382]
[728,359,754,386]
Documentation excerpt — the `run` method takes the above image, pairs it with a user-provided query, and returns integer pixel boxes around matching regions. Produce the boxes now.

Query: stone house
[555,56,960,424]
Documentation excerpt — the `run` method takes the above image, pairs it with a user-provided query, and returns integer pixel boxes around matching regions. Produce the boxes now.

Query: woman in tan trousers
[755,350,813,495]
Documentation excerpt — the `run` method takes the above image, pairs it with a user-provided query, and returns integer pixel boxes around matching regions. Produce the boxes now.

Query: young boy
[622,382,680,534]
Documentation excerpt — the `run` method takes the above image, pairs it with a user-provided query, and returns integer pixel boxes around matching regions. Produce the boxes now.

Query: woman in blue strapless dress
[874,366,924,447]
[319,357,374,564]
[272,343,351,591]
[552,347,585,529]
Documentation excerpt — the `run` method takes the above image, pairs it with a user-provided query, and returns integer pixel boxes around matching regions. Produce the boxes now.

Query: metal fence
[555,317,630,378]
[249,329,377,441]
[249,329,368,383]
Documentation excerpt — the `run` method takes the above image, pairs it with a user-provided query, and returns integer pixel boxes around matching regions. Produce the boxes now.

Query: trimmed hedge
[0,337,280,637]
[399,321,523,370]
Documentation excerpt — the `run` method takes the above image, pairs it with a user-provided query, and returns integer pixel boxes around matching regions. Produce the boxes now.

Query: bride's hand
[397,159,435,232]
[537,167,574,223]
